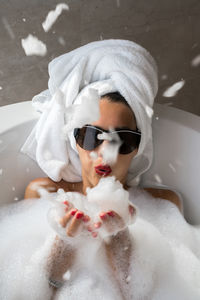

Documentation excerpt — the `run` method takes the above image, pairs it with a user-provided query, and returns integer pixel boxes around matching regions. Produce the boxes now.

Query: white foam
[89,151,98,160]
[98,131,122,165]
[169,162,176,173]
[42,3,69,32]
[161,74,168,80]
[0,198,54,299]
[47,177,136,240]
[1,183,200,299]
[21,34,47,56]
[58,36,66,46]
[163,80,185,97]
[154,173,162,183]
[63,270,71,280]
[62,88,100,136]
[191,54,200,67]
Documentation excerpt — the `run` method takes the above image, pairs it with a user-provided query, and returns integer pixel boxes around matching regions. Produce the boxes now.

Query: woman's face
[77,98,139,193]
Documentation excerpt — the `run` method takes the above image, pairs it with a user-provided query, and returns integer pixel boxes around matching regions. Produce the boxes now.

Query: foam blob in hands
[47,176,137,240]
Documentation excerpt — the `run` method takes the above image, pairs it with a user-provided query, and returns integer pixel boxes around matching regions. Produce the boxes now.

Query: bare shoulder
[24,177,60,199]
[144,187,182,212]
[24,177,82,199]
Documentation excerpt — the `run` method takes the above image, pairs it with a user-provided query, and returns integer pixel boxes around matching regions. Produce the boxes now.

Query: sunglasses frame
[74,124,141,154]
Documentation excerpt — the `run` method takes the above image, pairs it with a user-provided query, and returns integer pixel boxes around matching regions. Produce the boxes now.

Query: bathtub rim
[0,101,40,134]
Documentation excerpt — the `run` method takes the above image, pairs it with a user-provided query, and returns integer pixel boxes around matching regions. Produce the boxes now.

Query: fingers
[86,221,101,238]
[59,208,78,227]
[99,210,125,234]
[62,200,73,212]
[60,200,100,239]
[67,211,84,237]
[59,204,93,238]
[129,204,136,216]
[58,200,136,239]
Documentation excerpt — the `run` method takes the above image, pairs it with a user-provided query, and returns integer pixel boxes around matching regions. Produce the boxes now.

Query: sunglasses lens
[118,131,141,154]
[74,126,102,151]
[74,126,141,154]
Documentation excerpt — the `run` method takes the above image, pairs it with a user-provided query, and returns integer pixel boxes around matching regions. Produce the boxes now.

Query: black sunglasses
[74,125,141,155]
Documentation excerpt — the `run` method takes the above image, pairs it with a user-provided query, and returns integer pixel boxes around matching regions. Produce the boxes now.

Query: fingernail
[87,225,93,232]
[92,232,98,238]
[76,211,84,219]
[70,209,78,216]
[63,201,69,205]
[83,215,90,223]
[100,212,107,220]
[94,222,102,229]
[129,205,135,215]
[107,211,115,217]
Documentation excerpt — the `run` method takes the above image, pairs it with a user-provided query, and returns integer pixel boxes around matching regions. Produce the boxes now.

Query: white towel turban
[21,39,158,187]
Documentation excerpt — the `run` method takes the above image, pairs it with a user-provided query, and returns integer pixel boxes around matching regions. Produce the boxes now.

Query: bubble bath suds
[0,177,200,300]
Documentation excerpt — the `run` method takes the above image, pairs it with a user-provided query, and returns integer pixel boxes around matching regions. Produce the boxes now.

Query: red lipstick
[95,164,112,177]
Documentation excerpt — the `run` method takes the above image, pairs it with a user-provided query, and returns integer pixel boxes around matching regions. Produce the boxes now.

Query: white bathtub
[0,102,200,225]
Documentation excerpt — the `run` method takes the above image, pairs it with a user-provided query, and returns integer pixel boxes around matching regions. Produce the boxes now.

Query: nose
[96,140,109,158]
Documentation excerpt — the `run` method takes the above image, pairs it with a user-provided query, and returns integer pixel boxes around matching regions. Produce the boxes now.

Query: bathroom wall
[1,0,200,116]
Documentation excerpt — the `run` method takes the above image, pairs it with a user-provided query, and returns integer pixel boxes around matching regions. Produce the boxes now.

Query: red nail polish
[70,209,78,216]
[100,213,107,220]
[87,225,93,232]
[76,211,84,219]
[92,232,98,238]
[83,215,90,223]
[94,222,102,229]
[129,205,135,215]
[107,211,115,217]
[63,201,69,205]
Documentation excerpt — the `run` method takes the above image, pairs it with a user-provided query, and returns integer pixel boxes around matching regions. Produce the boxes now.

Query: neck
[82,178,94,195]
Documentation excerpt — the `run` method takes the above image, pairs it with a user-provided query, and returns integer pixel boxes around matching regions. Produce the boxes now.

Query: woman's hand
[59,200,102,239]
[98,204,136,236]
[58,200,136,239]
[83,203,136,239]
[58,200,91,237]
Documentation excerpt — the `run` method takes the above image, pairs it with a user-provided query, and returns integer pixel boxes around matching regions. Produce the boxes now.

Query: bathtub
[0,101,200,225]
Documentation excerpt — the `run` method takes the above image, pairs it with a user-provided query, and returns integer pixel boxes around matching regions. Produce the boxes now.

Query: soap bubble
[21,34,47,56]
[191,54,200,67]
[163,80,185,97]
[42,3,69,32]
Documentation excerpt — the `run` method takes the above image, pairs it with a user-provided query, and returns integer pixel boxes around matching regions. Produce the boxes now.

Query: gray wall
[1,0,200,116]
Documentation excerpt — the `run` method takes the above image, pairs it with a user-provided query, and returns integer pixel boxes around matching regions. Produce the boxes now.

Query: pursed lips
[94,164,112,176]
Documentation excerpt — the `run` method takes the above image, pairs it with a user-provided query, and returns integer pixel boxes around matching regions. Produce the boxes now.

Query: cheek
[117,149,138,169]
[77,146,93,169]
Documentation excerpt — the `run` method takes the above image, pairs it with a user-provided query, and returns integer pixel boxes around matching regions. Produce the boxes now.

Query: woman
[24,92,182,297]
[22,40,182,298]
[24,92,182,209]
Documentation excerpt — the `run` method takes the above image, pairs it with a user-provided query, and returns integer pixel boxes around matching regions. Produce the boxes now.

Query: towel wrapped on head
[21,39,158,187]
